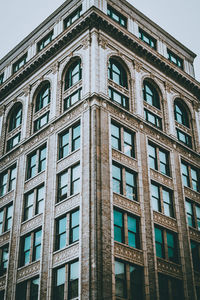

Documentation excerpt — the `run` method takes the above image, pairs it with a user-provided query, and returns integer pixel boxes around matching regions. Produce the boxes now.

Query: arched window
[108,58,128,88]
[65,59,82,90]
[174,101,189,128]
[143,81,160,109]
[9,103,22,132]
[35,82,50,112]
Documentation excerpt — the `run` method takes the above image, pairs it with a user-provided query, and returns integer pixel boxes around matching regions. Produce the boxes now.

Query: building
[0,0,200,299]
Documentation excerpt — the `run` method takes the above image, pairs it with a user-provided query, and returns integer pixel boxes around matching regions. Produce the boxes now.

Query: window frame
[0,202,13,234]
[35,82,51,112]
[0,73,4,85]
[114,208,140,249]
[143,81,160,109]
[109,87,129,110]
[108,58,128,88]
[64,88,82,111]
[55,209,79,251]
[107,5,127,28]
[144,109,162,129]
[167,49,183,70]
[111,121,135,158]
[23,184,45,222]
[151,182,174,218]
[20,228,42,267]
[139,28,157,50]
[0,244,9,276]
[185,199,200,230]
[158,273,184,300]
[65,59,82,90]
[154,226,178,263]
[63,6,82,29]
[181,161,199,192]
[26,144,47,180]
[148,142,170,176]
[6,132,21,152]
[8,103,22,132]
[57,163,80,203]
[37,31,53,52]
[12,54,27,74]
[15,276,39,300]
[0,164,17,197]
[112,162,137,201]
[53,260,79,300]
[34,111,49,132]
[191,240,200,271]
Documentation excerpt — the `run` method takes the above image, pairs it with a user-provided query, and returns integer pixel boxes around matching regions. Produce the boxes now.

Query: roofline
[0,0,197,67]
[113,0,197,58]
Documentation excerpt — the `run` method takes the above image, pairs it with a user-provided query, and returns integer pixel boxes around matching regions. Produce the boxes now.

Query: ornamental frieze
[24,172,45,193]
[189,227,200,243]
[184,187,200,204]
[53,243,79,267]
[21,214,43,236]
[157,258,182,279]
[153,211,177,232]
[150,169,173,188]
[112,149,138,171]
[113,193,141,216]
[55,194,80,218]
[114,242,144,266]
[17,261,40,281]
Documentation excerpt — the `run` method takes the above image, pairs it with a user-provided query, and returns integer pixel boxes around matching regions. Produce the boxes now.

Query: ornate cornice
[0,10,200,101]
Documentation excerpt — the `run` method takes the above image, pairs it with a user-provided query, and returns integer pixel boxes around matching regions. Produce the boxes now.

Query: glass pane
[57,267,65,286]
[113,90,122,104]
[114,210,123,227]
[167,232,174,247]
[128,216,136,232]
[73,124,80,139]
[72,227,79,242]
[159,150,166,163]
[124,130,132,144]
[24,235,31,251]
[155,227,162,243]
[186,201,192,214]
[151,184,159,198]
[59,217,66,234]
[72,211,79,227]
[60,172,68,188]
[196,206,200,218]
[30,277,39,300]
[35,230,42,246]
[72,165,80,181]
[59,233,66,249]
[113,179,121,194]
[191,168,197,180]
[112,165,121,180]
[148,145,156,159]
[71,90,79,105]
[128,232,136,247]
[111,123,120,138]
[70,261,79,280]
[162,189,170,204]
[125,170,134,186]
[114,226,123,243]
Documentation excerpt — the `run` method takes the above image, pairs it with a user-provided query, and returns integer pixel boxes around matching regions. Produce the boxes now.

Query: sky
[0,0,199,81]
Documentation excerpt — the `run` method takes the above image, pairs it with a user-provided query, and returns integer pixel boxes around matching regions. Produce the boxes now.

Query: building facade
[0,0,200,299]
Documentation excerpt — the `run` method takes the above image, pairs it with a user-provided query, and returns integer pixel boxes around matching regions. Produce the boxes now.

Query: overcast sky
[0,0,199,81]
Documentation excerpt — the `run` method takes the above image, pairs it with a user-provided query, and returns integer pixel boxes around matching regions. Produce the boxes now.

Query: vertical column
[139,132,158,300]
[172,151,196,300]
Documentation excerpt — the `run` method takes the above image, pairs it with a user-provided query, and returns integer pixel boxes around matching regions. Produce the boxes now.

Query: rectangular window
[148,142,170,176]
[0,73,4,85]
[0,244,9,276]
[155,226,178,263]
[20,228,42,267]
[55,209,79,251]
[139,28,157,50]
[167,49,183,70]
[37,31,53,52]
[6,132,21,152]
[181,161,199,192]
[27,144,47,180]
[191,240,200,271]
[64,6,82,29]
[111,121,135,157]
[13,54,27,74]
[115,260,144,299]
[34,111,49,132]
[112,163,137,201]
[59,122,80,159]
[151,182,174,218]
[109,87,129,110]
[0,164,17,197]
[64,88,82,111]
[145,109,162,129]
[158,273,184,300]
[57,164,80,203]
[114,208,140,248]
[16,276,39,300]
[177,129,192,148]
[185,199,200,230]
[107,5,127,28]
[0,203,13,234]
[24,185,45,221]
[53,261,79,300]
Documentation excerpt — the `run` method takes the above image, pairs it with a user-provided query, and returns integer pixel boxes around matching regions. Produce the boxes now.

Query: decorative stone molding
[189,227,200,243]
[23,85,31,96]
[153,211,177,232]
[134,61,143,73]
[17,261,40,281]
[113,193,141,216]
[24,172,45,193]
[114,243,144,266]
[112,149,138,171]
[21,214,43,235]
[0,191,14,208]
[157,258,182,278]
[57,150,80,174]
[0,231,10,245]
[0,276,6,289]
[53,243,79,267]
[55,194,80,217]
[143,101,162,117]
[150,169,173,188]
[81,36,91,50]
[51,61,59,74]
[165,81,173,93]
[98,36,108,49]
[184,187,200,203]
